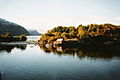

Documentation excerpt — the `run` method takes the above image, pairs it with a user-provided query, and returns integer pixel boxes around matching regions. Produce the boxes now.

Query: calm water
[0,36,120,80]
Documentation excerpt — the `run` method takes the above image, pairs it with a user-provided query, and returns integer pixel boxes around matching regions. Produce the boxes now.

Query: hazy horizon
[0,0,120,33]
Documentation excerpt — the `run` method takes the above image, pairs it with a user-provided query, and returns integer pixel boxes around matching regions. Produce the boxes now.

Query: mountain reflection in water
[40,45,120,60]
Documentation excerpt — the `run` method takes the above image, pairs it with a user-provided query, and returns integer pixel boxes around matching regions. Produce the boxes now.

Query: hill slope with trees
[0,18,29,36]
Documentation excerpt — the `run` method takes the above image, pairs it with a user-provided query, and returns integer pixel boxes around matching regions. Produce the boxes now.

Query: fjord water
[0,36,120,80]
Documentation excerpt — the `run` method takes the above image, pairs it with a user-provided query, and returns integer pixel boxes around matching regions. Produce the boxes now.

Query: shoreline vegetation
[40,23,120,49]
[0,33,27,42]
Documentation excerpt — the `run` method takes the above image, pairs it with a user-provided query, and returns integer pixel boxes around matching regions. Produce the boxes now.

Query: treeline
[40,23,120,45]
[0,33,27,42]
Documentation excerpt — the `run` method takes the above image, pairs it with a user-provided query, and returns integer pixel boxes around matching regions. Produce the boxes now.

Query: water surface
[0,36,120,80]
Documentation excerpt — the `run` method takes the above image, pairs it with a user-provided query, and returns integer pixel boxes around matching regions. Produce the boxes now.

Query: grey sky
[0,0,120,32]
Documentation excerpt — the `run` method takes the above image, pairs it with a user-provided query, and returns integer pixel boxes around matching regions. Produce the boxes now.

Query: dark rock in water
[0,18,29,36]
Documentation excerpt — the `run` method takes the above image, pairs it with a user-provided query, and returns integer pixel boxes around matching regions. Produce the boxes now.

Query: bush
[20,34,27,41]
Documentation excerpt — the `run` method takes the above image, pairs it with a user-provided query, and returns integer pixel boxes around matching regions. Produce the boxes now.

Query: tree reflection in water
[40,45,120,60]
[0,71,1,80]
[0,44,27,53]
[0,70,3,80]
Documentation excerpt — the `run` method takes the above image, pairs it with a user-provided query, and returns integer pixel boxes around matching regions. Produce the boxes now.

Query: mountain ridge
[0,18,29,36]
[27,29,41,35]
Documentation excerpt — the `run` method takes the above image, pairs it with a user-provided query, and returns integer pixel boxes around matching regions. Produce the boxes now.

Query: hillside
[28,29,41,35]
[0,18,29,36]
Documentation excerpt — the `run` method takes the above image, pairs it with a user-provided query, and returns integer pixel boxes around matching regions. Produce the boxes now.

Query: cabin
[56,38,63,44]
[53,38,64,47]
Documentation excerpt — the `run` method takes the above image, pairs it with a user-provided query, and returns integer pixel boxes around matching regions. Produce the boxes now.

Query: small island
[0,33,27,42]
[40,23,120,48]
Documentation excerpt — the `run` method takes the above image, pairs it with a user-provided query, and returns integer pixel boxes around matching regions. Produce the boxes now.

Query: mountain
[27,29,41,35]
[0,18,29,36]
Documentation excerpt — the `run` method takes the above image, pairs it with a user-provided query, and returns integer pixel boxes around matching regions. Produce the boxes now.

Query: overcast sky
[0,0,120,33]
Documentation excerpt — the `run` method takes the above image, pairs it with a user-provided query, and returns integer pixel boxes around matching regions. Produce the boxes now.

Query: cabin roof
[56,38,63,41]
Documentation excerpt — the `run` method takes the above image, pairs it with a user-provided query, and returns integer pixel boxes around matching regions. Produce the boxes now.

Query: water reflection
[0,44,27,53]
[0,72,1,80]
[1,43,120,60]
[40,45,120,60]
[0,70,2,80]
